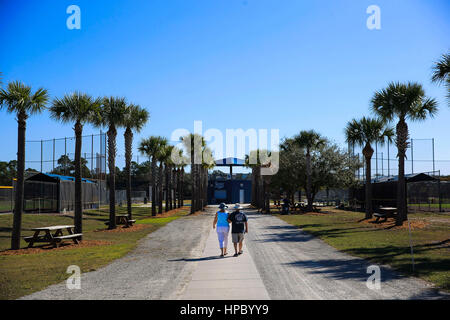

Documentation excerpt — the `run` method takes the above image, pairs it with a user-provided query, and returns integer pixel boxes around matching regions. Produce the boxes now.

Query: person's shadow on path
[168,255,233,262]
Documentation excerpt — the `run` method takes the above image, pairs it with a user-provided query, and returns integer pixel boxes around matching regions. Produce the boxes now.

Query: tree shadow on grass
[301,226,379,239]
[343,240,450,261]
[283,257,405,282]
[254,226,316,243]
[256,224,380,243]
[0,226,12,233]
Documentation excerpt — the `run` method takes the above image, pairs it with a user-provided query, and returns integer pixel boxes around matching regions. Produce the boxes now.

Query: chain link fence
[0,187,13,213]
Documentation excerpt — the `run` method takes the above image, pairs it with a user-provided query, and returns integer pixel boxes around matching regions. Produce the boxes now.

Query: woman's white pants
[216,226,229,249]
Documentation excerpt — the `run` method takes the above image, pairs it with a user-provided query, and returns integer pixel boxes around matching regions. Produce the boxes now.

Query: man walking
[228,203,248,257]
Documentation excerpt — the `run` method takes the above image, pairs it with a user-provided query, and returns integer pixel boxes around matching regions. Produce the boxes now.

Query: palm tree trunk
[165,164,169,212]
[204,167,207,207]
[201,167,205,208]
[151,158,157,216]
[169,166,173,210]
[11,112,26,250]
[173,168,177,209]
[306,150,313,212]
[195,165,200,211]
[190,152,195,214]
[159,162,163,214]
[198,166,203,210]
[74,121,83,237]
[180,167,185,207]
[107,126,117,229]
[124,128,133,220]
[259,167,264,208]
[264,178,270,214]
[363,144,374,219]
[256,166,262,208]
[251,168,256,206]
[177,168,181,208]
[396,117,409,225]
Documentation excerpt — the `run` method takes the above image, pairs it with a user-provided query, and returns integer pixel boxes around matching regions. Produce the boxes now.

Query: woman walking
[213,203,230,257]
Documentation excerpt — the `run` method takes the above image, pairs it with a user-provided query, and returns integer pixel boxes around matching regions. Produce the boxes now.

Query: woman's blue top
[217,211,229,227]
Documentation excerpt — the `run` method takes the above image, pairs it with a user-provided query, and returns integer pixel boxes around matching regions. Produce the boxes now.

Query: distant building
[20,172,106,213]
[207,158,252,205]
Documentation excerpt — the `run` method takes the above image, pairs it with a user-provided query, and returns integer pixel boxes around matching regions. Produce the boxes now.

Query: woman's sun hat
[233,203,243,209]
[219,203,228,209]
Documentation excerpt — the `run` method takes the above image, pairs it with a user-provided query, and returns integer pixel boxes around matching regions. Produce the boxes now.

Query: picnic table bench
[24,225,82,248]
[105,214,136,228]
[373,207,397,222]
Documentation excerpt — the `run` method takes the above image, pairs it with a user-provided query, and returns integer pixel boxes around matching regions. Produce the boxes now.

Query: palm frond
[49,92,101,124]
[0,81,48,115]
[431,53,450,84]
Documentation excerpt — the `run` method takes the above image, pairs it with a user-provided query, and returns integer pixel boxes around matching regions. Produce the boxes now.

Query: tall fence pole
[387,140,390,176]
[381,152,383,177]
[53,138,55,171]
[411,138,414,174]
[375,142,378,178]
[40,139,43,173]
[91,134,94,175]
[432,138,435,173]
[104,133,107,180]
[407,217,415,273]
[358,154,360,181]
[64,137,67,175]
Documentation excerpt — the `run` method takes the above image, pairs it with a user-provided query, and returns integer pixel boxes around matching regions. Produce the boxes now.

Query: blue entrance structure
[207,158,252,204]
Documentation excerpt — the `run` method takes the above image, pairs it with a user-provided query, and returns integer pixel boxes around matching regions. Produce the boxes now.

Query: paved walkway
[180,223,270,300]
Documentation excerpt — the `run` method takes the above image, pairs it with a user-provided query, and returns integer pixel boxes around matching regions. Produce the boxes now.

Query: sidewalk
[180,225,270,300]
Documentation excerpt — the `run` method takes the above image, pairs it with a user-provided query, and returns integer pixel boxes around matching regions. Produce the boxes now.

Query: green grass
[409,203,450,209]
[137,216,180,225]
[0,205,190,300]
[277,209,450,291]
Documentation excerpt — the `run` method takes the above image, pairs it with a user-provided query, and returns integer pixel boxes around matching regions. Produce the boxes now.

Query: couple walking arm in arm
[213,203,248,257]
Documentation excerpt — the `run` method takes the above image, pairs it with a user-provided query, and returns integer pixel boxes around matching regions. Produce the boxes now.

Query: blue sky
[0,0,449,174]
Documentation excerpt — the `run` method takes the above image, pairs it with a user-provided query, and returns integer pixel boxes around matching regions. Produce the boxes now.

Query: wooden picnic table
[24,225,82,248]
[105,214,136,228]
[374,207,397,222]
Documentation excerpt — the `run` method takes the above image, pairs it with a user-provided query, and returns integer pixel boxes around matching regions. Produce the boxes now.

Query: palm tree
[371,82,438,225]
[201,146,215,209]
[172,148,188,208]
[122,104,149,219]
[138,136,166,216]
[0,81,49,249]
[50,92,101,237]
[180,134,205,214]
[245,149,274,211]
[245,150,262,208]
[170,147,184,209]
[180,165,186,207]
[96,96,128,229]
[156,138,169,214]
[293,130,326,212]
[160,144,174,213]
[431,53,450,102]
[345,117,394,219]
